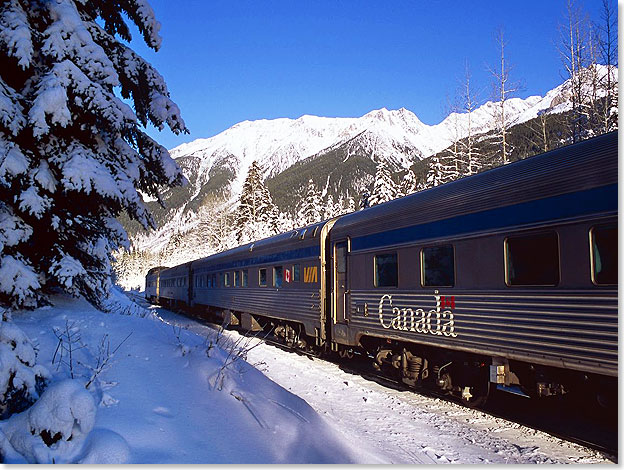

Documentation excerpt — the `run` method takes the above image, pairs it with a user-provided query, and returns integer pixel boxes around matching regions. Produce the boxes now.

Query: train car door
[156,271,160,300]
[187,262,194,306]
[333,240,349,323]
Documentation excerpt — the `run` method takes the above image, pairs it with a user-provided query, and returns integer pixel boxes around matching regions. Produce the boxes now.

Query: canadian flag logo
[284,269,291,283]
[440,296,455,309]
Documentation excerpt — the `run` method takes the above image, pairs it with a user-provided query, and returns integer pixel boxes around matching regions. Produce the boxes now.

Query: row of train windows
[374,224,617,288]
[195,264,302,289]
[161,277,187,288]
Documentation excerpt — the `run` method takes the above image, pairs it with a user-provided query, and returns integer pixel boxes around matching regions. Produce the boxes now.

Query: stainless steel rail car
[147,131,617,406]
[189,221,328,347]
[326,131,617,405]
[145,266,168,303]
[157,262,192,309]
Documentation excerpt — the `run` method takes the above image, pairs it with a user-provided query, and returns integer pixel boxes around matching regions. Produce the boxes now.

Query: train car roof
[331,131,617,246]
[159,261,192,278]
[186,220,328,271]
[146,266,169,277]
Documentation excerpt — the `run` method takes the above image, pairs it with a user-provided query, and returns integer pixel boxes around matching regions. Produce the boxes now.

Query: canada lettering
[377,292,457,337]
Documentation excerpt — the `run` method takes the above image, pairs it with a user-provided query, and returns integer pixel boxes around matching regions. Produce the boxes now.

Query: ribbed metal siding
[195,287,321,335]
[348,289,617,376]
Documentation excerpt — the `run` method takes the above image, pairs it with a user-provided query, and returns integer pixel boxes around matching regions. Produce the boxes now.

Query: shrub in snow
[0,379,130,464]
[206,326,267,392]
[0,321,49,420]
[0,0,187,309]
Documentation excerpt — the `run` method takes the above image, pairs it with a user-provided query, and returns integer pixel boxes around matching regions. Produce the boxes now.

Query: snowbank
[0,290,371,463]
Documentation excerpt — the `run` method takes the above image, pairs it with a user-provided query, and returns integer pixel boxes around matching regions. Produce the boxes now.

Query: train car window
[259,268,267,287]
[293,264,300,282]
[224,272,231,287]
[374,253,398,288]
[212,274,217,287]
[242,270,248,287]
[273,266,283,287]
[590,224,617,285]
[421,245,455,287]
[505,232,559,286]
[234,271,240,287]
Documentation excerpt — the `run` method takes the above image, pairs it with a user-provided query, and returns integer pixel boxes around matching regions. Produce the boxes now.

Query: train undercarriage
[357,336,617,411]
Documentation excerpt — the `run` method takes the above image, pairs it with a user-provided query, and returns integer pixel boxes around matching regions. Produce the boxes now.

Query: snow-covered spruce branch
[0,0,187,311]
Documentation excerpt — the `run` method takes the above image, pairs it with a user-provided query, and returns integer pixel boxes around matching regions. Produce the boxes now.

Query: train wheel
[448,360,491,408]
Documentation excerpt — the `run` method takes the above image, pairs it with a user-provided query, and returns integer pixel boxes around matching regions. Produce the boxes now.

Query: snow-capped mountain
[127,65,616,255]
[167,107,451,204]
[168,67,594,207]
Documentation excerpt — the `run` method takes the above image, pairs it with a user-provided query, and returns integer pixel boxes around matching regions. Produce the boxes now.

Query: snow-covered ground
[0,290,614,464]
[155,301,614,465]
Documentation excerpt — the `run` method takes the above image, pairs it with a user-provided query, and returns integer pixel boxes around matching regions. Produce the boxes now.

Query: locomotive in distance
[146,131,617,408]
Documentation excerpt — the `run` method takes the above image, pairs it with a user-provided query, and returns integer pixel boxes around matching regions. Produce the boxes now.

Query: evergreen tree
[323,194,337,220]
[399,168,418,197]
[346,196,356,214]
[0,0,186,309]
[359,191,370,210]
[368,160,397,207]
[296,179,322,225]
[425,155,445,189]
[234,161,279,244]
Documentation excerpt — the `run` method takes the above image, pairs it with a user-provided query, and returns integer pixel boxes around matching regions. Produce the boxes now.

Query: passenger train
[146,131,617,407]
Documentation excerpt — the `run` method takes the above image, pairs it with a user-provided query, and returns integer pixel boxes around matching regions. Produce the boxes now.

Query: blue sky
[130,0,610,150]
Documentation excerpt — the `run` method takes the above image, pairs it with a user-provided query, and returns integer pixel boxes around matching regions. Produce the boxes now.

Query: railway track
[244,327,619,461]
[343,361,618,461]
